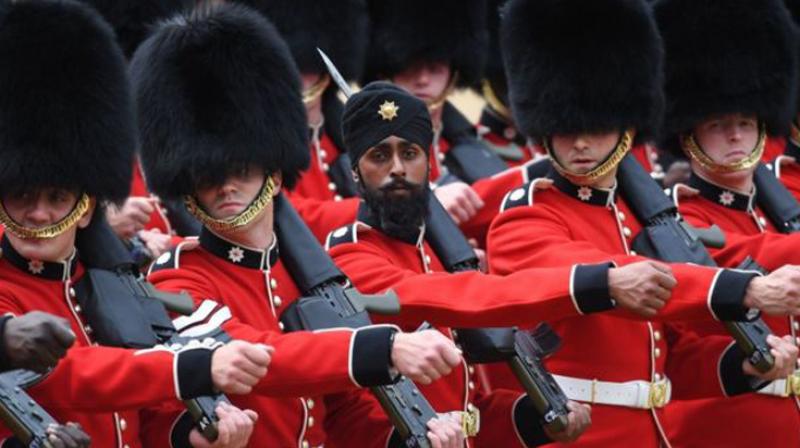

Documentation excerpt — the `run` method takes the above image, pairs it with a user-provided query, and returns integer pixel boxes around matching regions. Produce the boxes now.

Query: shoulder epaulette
[325,223,359,250]
[148,238,200,274]
[500,178,553,212]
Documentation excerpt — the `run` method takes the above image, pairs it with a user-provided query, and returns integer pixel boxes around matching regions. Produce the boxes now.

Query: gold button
[74,305,82,313]
[120,418,127,431]
[69,288,76,298]
[437,153,445,162]
[630,250,638,256]
[124,445,130,448]
[623,227,632,237]
[308,416,315,427]
[84,325,93,334]
[653,331,661,341]
[467,403,476,412]
[302,441,310,448]
[617,211,626,221]
[306,398,315,410]
[424,255,431,264]
[468,381,475,390]
[793,321,799,331]
[334,195,343,201]
[654,373,662,381]
[322,163,330,171]
[278,322,285,331]
[320,149,328,159]
[273,296,282,307]
[759,217,767,227]
[328,182,336,191]
[270,278,278,290]
[468,366,475,375]
[654,348,661,358]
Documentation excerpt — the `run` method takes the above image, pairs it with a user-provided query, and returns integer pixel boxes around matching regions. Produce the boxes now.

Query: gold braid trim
[185,177,275,232]
[544,129,635,182]
[426,72,459,113]
[303,74,331,105]
[0,193,91,240]
[681,124,766,173]
[481,79,513,123]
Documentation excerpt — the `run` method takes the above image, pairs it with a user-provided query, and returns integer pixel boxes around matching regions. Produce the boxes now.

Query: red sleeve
[487,204,755,323]
[459,168,526,243]
[323,390,394,448]
[287,193,359,243]
[148,265,396,398]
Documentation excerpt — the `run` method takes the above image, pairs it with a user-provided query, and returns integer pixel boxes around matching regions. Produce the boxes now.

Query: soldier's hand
[427,412,465,448]
[189,402,258,448]
[662,160,691,189]
[434,182,484,225]
[138,228,173,259]
[391,329,462,385]
[608,261,676,317]
[743,266,800,316]
[742,335,799,381]
[45,422,91,448]
[211,341,273,394]
[544,401,592,443]
[4,311,76,373]
[107,197,155,239]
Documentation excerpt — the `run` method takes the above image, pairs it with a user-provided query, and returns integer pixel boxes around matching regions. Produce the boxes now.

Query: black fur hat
[655,0,798,149]
[78,0,192,59]
[231,0,368,81]
[0,0,135,202]
[131,3,309,200]
[501,0,664,142]
[363,0,488,87]
[483,0,507,91]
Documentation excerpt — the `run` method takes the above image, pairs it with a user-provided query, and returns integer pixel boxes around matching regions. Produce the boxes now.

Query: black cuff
[176,348,215,399]
[572,263,616,314]
[513,396,552,447]
[719,343,769,396]
[710,270,760,321]
[0,315,14,372]
[169,411,194,448]
[351,326,398,387]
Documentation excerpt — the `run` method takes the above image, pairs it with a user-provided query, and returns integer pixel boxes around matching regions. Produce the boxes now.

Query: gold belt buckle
[786,372,800,396]
[648,381,668,409]
[461,407,481,438]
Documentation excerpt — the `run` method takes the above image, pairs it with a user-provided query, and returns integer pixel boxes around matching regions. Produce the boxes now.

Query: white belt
[757,372,800,398]
[553,374,672,409]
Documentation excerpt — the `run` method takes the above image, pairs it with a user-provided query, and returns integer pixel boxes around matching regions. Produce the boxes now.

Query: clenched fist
[391,329,462,385]
[544,401,592,443]
[211,341,274,394]
[608,261,677,318]
[189,402,258,448]
[742,335,799,381]
[434,182,484,225]
[743,265,800,316]
[3,311,76,373]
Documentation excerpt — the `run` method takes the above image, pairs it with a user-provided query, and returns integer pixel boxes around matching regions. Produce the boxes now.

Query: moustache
[379,178,423,193]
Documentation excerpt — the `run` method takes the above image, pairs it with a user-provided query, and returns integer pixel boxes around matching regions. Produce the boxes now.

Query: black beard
[361,177,430,243]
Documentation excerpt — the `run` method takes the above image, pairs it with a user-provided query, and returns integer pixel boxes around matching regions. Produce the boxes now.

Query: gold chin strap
[481,79,513,123]
[426,72,459,113]
[0,193,91,240]
[544,129,635,182]
[303,74,331,105]
[681,123,766,174]
[185,177,275,232]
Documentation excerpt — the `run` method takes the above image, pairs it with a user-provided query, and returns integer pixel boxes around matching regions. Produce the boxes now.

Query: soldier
[655,0,800,445]
[488,0,800,446]
[0,0,270,446]
[136,4,467,446]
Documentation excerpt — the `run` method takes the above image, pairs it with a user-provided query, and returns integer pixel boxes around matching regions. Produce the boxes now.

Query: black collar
[479,107,526,147]
[549,167,617,207]
[689,174,755,212]
[1,236,78,281]
[356,201,425,245]
[199,228,279,270]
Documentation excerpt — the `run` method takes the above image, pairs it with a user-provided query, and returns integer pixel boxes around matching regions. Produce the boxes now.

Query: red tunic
[476,109,541,168]
[0,238,214,447]
[487,171,761,447]
[672,173,800,447]
[147,229,402,447]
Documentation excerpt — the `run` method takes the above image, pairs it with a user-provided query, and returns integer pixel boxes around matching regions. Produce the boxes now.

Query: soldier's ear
[270,172,283,196]
[77,197,97,229]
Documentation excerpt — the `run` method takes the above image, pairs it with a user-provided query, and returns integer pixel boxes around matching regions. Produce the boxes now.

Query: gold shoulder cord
[680,123,766,173]
[185,177,275,232]
[0,193,91,239]
[544,129,635,182]
[303,74,331,105]
[481,79,513,123]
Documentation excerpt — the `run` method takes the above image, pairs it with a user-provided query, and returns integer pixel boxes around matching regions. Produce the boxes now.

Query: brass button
[468,366,475,375]
[654,373,662,381]
[630,250,638,256]
[120,418,127,431]
[328,182,336,191]
[273,296,282,307]
[623,227,632,237]
[306,398,315,410]
[74,305,82,313]
[69,288,76,298]
[320,149,328,159]
[437,153,445,162]
[793,321,799,331]
[278,322,285,331]
[84,325,93,334]
[307,416,315,427]
[270,278,278,290]
[617,211,626,221]
[302,441,310,448]
[467,403,476,412]
[468,381,475,390]
[653,331,661,341]
[334,195,343,201]
[424,255,431,264]
[759,216,767,227]
[322,163,330,171]
[654,348,661,358]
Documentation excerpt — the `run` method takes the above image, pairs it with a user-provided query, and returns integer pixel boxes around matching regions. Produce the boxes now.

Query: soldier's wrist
[0,315,13,371]
[710,270,761,321]
[351,325,401,387]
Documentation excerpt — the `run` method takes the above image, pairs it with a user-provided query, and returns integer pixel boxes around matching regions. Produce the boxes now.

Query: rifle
[74,210,230,441]
[439,102,509,184]
[423,196,570,433]
[753,163,800,234]
[273,194,440,448]
[0,369,59,447]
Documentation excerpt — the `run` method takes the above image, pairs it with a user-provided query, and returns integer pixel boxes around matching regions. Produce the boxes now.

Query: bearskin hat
[78,0,192,59]
[655,0,798,149]
[131,3,309,200]
[0,0,135,203]
[363,0,488,87]
[231,0,368,81]
[502,0,664,142]
[483,0,507,94]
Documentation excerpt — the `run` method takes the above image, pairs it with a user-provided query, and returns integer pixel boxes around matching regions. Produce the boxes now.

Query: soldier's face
[693,113,759,166]
[356,136,429,197]
[550,131,621,175]
[1,188,94,262]
[392,62,452,103]
[195,165,278,220]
